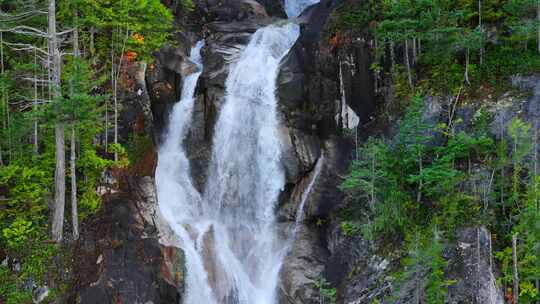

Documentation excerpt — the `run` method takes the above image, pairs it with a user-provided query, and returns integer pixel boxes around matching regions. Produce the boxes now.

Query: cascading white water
[292,155,324,236]
[156,41,218,303]
[200,23,300,304]
[284,0,320,18]
[156,1,320,303]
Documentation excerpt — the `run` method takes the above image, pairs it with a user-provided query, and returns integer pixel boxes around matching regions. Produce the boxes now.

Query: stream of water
[156,1,319,303]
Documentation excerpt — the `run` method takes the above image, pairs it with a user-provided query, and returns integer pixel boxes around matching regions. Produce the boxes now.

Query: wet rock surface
[147,44,195,144]
[279,224,329,304]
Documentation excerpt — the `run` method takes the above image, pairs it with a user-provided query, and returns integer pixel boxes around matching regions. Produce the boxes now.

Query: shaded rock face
[332,76,540,303]
[255,0,286,17]
[147,44,196,144]
[338,227,503,304]
[73,177,183,304]
[117,62,154,146]
[197,0,268,22]
[446,227,504,304]
[279,224,328,304]
[336,37,376,126]
[277,137,353,303]
[274,1,377,302]
[278,0,343,135]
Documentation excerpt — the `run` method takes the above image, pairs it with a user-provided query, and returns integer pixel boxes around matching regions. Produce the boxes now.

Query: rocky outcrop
[279,224,328,304]
[275,1,378,302]
[332,75,540,303]
[445,227,504,304]
[72,177,184,304]
[117,62,155,146]
[337,226,504,304]
[255,0,286,17]
[147,44,197,144]
[197,0,268,22]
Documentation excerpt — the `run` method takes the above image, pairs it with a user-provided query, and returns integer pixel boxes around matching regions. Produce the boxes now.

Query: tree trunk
[0,32,4,165]
[535,121,539,213]
[412,37,417,65]
[405,39,413,90]
[70,125,78,240]
[49,0,61,98]
[417,152,423,203]
[370,148,376,210]
[111,28,129,162]
[390,41,396,75]
[374,39,378,93]
[500,114,506,218]
[90,27,96,65]
[33,48,39,154]
[46,40,51,101]
[114,79,118,161]
[73,22,79,58]
[49,0,65,242]
[479,0,484,65]
[104,99,108,152]
[512,234,519,304]
[1,32,10,162]
[465,48,471,86]
[111,45,116,159]
[71,13,79,241]
[52,124,65,242]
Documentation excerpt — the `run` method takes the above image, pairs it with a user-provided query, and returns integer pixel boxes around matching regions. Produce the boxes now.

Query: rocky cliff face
[73,178,184,304]
[73,0,540,303]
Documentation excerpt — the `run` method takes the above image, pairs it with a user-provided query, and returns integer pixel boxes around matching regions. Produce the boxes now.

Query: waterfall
[292,155,324,235]
[156,1,320,303]
[155,41,218,303]
[200,22,300,304]
[284,0,320,18]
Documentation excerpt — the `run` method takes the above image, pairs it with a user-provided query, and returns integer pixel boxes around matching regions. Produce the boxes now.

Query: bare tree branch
[0,25,48,37]
[22,77,51,84]
[2,41,48,55]
[0,10,47,22]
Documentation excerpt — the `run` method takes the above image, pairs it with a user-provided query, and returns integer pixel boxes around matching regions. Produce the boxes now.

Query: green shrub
[2,218,34,249]
[340,221,360,237]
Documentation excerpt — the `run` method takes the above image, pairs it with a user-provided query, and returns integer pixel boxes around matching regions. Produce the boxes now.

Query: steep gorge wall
[72,0,537,303]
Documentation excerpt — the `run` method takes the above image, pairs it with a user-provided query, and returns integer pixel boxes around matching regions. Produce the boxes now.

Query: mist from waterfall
[156,1,320,303]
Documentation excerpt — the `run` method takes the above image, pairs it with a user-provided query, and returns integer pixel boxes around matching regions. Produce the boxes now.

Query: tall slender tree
[49,0,65,243]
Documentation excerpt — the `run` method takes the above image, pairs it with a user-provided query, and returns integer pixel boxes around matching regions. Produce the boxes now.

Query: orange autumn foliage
[125,51,138,61]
